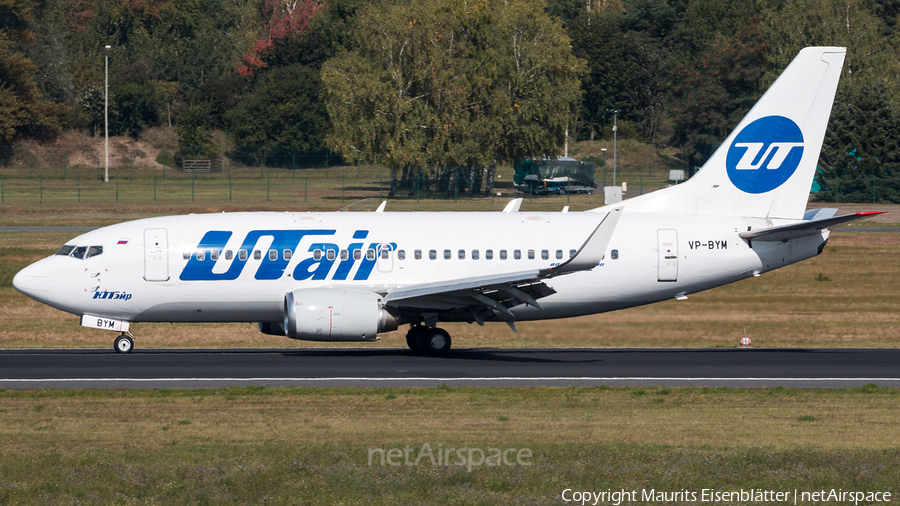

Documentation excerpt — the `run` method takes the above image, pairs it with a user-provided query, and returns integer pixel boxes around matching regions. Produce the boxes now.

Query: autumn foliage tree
[235,0,325,77]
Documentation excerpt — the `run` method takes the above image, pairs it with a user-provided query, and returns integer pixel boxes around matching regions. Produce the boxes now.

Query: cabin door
[657,229,678,282]
[144,228,169,281]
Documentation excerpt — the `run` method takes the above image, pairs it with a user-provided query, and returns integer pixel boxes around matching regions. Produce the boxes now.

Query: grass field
[1,385,898,505]
[0,165,899,504]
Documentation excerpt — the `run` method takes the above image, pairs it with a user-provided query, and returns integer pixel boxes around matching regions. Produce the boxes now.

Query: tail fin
[625,47,846,220]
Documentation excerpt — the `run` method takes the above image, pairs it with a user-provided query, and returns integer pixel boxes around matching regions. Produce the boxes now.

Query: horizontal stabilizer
[740,212,884,242]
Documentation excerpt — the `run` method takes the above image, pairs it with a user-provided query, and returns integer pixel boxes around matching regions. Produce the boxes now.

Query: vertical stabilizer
[621,47,846,220]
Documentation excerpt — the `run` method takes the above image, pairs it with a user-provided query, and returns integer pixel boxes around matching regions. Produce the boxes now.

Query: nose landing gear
[405,325,452,355]
[114,332,135,353]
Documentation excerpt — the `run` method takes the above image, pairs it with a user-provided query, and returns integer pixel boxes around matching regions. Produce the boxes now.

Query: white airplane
[13,47,882,354]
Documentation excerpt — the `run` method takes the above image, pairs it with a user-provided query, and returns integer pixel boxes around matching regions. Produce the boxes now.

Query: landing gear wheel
[114,334,134,354]
[424,328,452,355]
[406,326,428,353]
[558,188,566,195]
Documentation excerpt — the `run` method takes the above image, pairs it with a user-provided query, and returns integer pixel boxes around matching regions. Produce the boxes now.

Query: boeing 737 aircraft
[13,47,881,354]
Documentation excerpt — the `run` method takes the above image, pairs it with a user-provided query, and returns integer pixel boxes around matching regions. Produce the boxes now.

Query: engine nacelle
[257,321,286,336]
[284,288,399,341]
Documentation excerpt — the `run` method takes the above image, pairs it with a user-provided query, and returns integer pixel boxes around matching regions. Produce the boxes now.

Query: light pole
[609,109,619,186]
[600,148,607,187]
[104,45,111,183]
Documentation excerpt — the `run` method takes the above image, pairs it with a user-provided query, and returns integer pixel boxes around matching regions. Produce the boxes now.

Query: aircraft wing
[384,208,622,321]
[740,211,884,242]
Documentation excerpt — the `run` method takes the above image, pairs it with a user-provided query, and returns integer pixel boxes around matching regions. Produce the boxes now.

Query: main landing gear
[405,325,452,355]
[114,333,135,353]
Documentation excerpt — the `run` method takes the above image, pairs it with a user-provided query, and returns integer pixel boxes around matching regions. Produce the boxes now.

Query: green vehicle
[514,157,596,195]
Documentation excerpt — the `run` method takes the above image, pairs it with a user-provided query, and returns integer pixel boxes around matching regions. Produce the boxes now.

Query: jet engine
[283,288,399,341]
[257,321,286,336]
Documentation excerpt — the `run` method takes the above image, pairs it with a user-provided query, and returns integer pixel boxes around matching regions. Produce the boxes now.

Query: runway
[1,347,898,388]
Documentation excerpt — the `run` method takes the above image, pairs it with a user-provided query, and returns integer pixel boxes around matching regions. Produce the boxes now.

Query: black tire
[558,189,566,195]
[114,335,134,354]
[424,328,452,355]
[405,326,428,353]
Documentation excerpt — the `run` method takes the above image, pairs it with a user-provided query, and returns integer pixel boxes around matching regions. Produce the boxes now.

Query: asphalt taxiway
[0,347,897,388]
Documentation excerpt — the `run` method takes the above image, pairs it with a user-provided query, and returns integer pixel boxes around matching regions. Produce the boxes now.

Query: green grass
[0,386,898,505]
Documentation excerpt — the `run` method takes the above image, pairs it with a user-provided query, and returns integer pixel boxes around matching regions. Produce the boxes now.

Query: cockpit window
[59,244,104,259]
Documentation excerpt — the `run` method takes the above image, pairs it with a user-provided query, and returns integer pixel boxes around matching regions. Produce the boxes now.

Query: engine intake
[283,288,398,341]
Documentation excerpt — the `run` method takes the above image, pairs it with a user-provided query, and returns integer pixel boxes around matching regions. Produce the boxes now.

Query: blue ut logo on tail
[726,116,804,194]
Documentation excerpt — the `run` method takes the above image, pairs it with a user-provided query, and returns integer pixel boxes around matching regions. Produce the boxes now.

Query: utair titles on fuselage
[179,228,396,282]
[13,47,881,355]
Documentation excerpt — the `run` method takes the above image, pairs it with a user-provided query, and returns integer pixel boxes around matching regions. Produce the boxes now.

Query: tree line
[2,0,900,201]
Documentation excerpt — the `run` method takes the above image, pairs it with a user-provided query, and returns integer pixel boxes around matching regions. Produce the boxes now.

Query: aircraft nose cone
[13,258,50,302]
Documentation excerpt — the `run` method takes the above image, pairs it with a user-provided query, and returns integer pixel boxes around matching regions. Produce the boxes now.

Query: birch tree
[323,0,583,196]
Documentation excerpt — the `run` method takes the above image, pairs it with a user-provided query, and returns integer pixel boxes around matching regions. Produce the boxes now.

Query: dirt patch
[9,130,173,171]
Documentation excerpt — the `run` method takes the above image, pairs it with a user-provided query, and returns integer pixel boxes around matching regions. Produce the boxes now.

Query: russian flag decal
[117,239,129,245]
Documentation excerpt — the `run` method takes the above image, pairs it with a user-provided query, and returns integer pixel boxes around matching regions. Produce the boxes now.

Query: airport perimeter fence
[0,172,690,209]
[0,144,690,207]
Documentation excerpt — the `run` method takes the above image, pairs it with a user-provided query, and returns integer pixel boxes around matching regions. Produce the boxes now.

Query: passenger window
[570,249,577,258]
[210,249,219,261]
[225,250,233,261]
[500,250,507,260]
[71,246,87,259]
[269,249,278,261]
[381,249,389,259]
[327,249,336,261]
[429,249,437,260]
[611,249,619,260]
[340,249,348,261]
[472,250,479,260]
[313,249,322,261]
[458,249,465,260]
[196,250,205,261]
[183,251,191,260]
[366,249,376,260]
[444,249,451,260]
[486,249,493,260]
[541,250,549,260]
[86,246,103,259]
[556,250,563,260]
[514,249,521,260]
[253,250,261,260]
[283,249,292,261]
[415,249,422,260]
[239,249,248,261]
[398,250,406,260]
[528,249,535,260]
[353,249,362,260]
[56,245,75,256]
